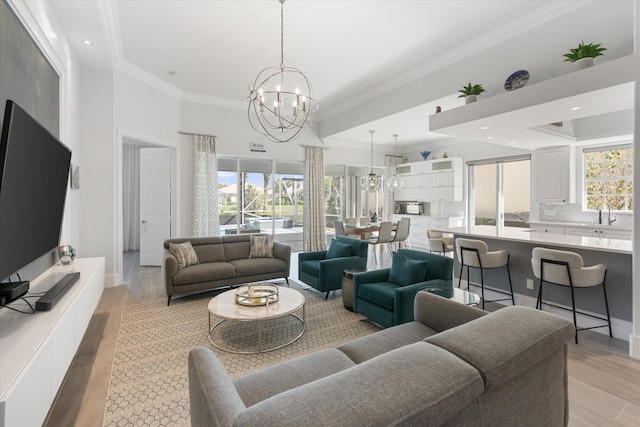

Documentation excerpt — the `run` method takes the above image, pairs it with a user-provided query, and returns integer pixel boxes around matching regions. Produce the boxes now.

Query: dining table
[343,222,397,240]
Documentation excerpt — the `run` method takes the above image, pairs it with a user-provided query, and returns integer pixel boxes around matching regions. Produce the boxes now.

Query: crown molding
[180,92,245,110]
[317,1,589,122]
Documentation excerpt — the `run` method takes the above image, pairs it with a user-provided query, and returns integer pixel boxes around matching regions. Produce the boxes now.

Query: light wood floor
[44,250,640,426]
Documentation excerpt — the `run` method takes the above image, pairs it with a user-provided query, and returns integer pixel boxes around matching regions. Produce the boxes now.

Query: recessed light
[480,126,490,130]
[167,71,181,77]
[508,141,517,144]
[571,106,583,111]
[82,40,92,45]
[486,136,494,140]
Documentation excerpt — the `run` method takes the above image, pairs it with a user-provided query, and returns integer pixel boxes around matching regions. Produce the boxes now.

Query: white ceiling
[47,0,635,148]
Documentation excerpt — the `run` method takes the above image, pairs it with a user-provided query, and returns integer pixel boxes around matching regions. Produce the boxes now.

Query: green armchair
[353,249,453,328]
[298,236,369,299]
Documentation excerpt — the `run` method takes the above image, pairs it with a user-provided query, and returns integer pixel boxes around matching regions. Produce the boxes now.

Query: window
[584,145,633,211]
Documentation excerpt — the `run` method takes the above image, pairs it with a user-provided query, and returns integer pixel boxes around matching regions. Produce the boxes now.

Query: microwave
[406,202,424,215]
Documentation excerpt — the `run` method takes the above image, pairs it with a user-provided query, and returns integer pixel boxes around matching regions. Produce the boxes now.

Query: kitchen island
[433,225,632,339]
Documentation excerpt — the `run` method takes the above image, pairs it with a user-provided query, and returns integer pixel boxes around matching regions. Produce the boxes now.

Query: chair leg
[569,283,579,344]
[167,295,172,306]
[479,267,485,310]
[506,263,515,305]
[325,291,330,300]
[602,280,613,338]
[536,280,543,310]
[458,263,464,288]
[285,278,290,287]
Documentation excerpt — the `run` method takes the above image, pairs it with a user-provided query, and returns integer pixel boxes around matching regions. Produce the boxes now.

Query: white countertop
[529,220,632,232]
[433,225,632,255]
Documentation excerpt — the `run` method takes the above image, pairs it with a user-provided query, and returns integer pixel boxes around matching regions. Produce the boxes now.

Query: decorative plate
[504,70,529,91]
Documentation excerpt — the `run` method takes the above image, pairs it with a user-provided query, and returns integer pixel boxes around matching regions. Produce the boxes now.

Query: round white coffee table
[207,285,305,354]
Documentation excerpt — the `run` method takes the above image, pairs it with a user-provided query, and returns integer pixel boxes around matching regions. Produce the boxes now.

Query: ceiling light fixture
[362,130,383,193]
[386,134,401,192]
[82,40,92,45]
[571,106,584,111]
[480,126,490,130]
[247,0,317,143]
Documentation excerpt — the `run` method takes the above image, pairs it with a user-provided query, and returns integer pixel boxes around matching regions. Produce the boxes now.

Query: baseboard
[630,334,640,360]
[459,279,632,342]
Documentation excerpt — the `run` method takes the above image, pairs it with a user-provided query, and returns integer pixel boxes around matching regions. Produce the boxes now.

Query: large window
[584,145,633,211]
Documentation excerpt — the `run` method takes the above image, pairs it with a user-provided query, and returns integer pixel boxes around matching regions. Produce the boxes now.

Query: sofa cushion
[169,241,199,269]
[337,321,438,364]
[234,349,356,407]
[172,262,236,286]
[358,282,399,310]
[234,342,484,427]
[326,239,352,259]
[249,235,274,258]
[388,252,428,286]
[229,258,287,277]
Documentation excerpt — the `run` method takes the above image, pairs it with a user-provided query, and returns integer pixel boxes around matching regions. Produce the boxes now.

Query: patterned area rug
[103,281,380,426]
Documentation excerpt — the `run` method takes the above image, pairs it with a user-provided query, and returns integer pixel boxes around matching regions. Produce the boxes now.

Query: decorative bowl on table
[235,284,279,306]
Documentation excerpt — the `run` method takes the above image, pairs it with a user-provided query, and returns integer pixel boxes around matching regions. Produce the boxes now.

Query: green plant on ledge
[457,82,485,98]
[563,41,606,62]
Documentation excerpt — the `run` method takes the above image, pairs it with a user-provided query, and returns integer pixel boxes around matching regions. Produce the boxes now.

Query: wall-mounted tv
[0,100,71,282]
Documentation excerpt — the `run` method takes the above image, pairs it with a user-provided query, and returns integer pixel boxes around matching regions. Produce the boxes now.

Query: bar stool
[455,238,514,309]
[531,247,612,344]
[427,230,453,255]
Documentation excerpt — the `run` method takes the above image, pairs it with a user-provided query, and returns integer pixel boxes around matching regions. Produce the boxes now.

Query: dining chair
[334,220,346,236]
[366,221,394,264]
[390,217,411,250]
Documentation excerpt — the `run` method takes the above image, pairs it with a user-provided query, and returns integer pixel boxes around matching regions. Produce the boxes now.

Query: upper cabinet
[532,146,575,203]
[394,157,463,202]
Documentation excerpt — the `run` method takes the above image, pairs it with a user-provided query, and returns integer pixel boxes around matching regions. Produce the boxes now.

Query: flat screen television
[0,100,71,282]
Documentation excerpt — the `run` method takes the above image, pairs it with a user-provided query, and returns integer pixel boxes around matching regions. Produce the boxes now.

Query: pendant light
[386,134,401,191]
[362,130,383,193]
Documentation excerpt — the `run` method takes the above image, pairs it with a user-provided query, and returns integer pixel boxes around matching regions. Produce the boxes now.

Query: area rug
[102,282,380,426]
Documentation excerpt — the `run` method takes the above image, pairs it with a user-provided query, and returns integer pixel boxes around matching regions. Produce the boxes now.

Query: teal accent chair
[298,236,369,299]
[353,249,453,328]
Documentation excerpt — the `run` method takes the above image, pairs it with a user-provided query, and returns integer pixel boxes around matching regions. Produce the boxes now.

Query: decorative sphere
[58,245,76,264]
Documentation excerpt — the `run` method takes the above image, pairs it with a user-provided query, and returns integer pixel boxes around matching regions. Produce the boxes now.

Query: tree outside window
[584,146,633,211]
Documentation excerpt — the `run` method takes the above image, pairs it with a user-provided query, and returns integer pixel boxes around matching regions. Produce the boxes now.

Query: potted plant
[563,41,606,70]
[458,82,485,104]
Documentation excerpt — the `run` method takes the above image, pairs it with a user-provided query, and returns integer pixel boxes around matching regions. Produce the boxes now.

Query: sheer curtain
[192,135,219,237]
[303,146,326,251]
[123,144,140,251]
[383,156,396,221]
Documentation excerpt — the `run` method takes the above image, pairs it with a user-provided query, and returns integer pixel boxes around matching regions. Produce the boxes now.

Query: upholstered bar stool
[455,238,514,309]
[427,230,453,255]
[531,247,612,344]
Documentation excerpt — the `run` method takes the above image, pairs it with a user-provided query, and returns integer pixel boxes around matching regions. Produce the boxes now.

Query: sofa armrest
[393,280,451,325]
[164,249,179,296]
[272,242,291,276]
[188,347,246,427]
[298,250,327,263]
[353,268,390,285]
[413,290,488,333]
[319,256,368,290]
[426,306,575,391]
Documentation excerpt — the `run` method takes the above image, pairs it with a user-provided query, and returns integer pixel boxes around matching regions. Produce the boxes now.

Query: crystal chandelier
[386,134,401,191]
[362,130,384,193]
[247,0,318,143]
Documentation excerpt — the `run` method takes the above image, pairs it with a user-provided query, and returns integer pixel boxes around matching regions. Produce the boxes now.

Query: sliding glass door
[468,157,530,228]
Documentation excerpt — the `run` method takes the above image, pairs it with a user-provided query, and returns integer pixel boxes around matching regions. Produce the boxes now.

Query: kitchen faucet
[597,203,616,226]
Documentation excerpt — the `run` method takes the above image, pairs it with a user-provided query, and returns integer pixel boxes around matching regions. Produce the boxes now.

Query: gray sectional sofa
[189,291,575,426]
[163,235,290,305]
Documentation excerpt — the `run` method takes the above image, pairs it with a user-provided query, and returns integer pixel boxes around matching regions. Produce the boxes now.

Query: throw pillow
[326,239,352,259]
[388,252,428,286]
[169,241,199,269]
[249,235,274,258]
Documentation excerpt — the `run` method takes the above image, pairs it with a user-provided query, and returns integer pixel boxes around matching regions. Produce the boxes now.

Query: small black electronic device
[0,281,29,302]
[35,272,80,311]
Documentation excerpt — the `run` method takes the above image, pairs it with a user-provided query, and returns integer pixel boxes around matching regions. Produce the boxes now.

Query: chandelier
[386,134,401,191]
[247,0,318,143]
[361,130,384,193]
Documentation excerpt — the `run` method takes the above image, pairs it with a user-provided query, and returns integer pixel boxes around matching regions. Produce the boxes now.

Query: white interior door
[140,147,171,266]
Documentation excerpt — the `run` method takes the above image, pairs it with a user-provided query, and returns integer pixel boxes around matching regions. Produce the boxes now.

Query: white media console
[0,257,105,427]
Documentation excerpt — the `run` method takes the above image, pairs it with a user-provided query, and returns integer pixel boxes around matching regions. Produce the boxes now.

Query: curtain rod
[178,131,217,138]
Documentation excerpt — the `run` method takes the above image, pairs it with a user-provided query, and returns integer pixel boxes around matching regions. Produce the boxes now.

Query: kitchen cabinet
[394,158,463,202]
[394,215,463,248]
[565,226,632,241]
[532,146,575,203]
[528,222,565,234]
